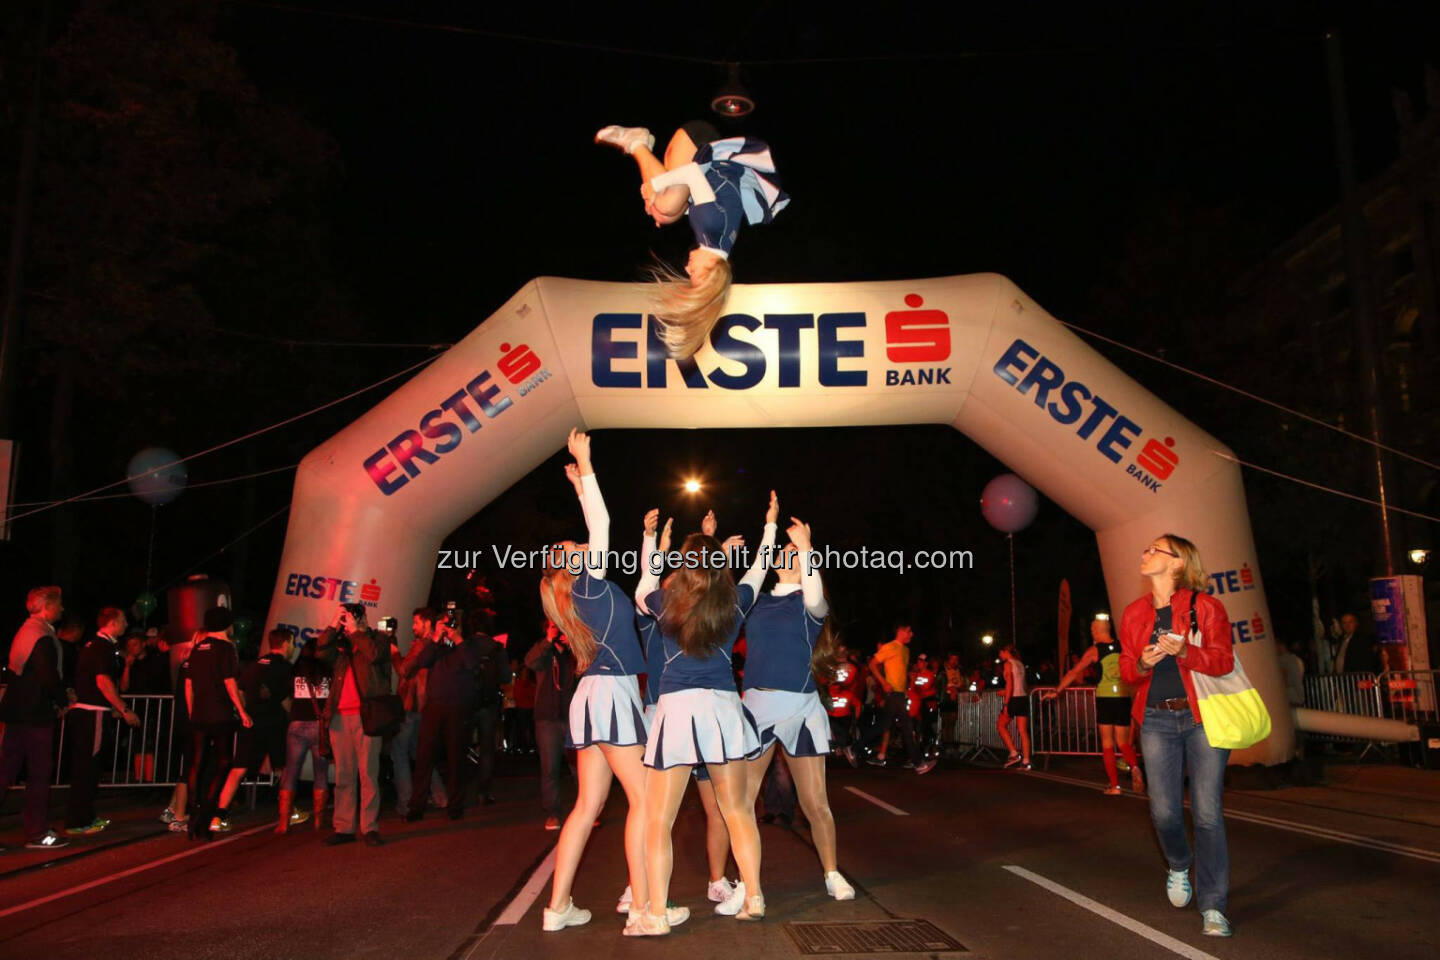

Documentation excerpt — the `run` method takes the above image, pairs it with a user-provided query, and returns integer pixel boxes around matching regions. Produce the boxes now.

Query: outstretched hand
[643,507,659,537]
[658,517,674,554]
[786,516,812,552]
[721,534,745,561]
[566,427,593,473]
[701,509,717,537]
[564,463,584,498]
[765,489,779,525]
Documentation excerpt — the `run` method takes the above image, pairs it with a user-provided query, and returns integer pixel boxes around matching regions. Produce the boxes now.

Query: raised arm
[785,516,828,618]
[738,490,781,596]
[635,508,672,613]
[566,428,609,578]
[1051,646,1099,695]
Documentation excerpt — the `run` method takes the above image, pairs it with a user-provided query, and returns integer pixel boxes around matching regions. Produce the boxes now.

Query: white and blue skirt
[567,674,647,749]
[644,688,762,770]
[744,688,831,758]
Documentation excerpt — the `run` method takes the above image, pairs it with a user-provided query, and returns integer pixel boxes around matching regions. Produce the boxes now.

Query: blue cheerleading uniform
[648,136,788,258]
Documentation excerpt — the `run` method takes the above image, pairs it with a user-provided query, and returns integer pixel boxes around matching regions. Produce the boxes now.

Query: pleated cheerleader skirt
[744,688,831,757]
[644,687,762,770]
[567,674,647,749]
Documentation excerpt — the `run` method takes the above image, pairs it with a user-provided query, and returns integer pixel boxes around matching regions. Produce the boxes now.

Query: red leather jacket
[1118,588,1234,728]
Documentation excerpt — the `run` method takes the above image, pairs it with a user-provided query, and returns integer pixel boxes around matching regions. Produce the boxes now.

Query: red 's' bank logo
[885,295,951,363]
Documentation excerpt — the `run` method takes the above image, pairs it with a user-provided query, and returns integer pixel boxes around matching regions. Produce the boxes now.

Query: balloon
[980,473,1039,533]
[127,448,188,506]
[133,592,159,621]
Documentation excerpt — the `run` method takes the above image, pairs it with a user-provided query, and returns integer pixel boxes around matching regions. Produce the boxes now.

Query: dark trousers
[0,722,55,840]
[865,692,919,760]
[504,707,535,753]
[65,711,103,828]
[471,703,499,798]
[535,719,568,817]
[761,750,796,819]
[187,724,235,827]
[412,700,472,815]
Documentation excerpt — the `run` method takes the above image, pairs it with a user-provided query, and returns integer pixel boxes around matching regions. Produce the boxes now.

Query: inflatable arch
[264,273,1295,765]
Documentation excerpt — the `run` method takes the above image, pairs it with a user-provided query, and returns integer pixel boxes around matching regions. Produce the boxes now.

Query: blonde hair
[649,257,733,359]
[25,586,61,615]
[539,554,597,672]
[1160,533,1209,593]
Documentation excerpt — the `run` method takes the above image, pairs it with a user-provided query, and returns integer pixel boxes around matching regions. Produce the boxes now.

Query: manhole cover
[783,919,967,955]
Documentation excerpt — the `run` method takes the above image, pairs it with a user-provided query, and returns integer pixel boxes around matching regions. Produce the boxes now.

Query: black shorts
[1006,696,1030,719]
[1096,696,1133,726]
[680,119,720,152]
[235,723,287,772]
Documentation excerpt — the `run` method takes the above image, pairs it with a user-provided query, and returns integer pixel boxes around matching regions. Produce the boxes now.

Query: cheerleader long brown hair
[658,533,737,656]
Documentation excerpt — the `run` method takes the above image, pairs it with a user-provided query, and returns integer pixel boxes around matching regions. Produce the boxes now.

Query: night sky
[2,1,1436,662]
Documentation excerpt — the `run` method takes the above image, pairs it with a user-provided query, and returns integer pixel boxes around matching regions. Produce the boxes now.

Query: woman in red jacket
[1119,534,1235,939]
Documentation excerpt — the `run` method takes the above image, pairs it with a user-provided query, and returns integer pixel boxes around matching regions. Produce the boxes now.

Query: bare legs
[631,129,698,222]
[643,765,693,917]
[549,743,648,912]
[746,745,838,873]
[706,760,763,902]
[695,777,734,883]
[998,713,1031,763]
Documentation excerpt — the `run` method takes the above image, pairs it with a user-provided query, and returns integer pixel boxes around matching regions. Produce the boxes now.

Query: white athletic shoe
[1201,909,1232,937]
[616,884,633,914]
[715,879,746,916]
[1166,869,1193,908]
[594,125,655,155]
[707,877,735,903]
[825,871,856,900]
[541,899,592,932]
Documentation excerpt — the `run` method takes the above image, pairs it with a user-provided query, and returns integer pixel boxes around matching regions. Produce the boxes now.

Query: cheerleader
[741,514,856,904]
[594,120,787,359]
[626,492,778,935]
[615,511,740,919]
[538,429,651,934]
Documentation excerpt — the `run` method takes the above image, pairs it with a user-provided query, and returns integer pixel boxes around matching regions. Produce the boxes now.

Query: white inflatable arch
[264,273,1294,764]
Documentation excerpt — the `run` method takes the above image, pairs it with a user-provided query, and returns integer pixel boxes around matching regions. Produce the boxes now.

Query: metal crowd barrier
[1028,686,1103,757]
[1304,672,1383,720]
[46,694,278,791]
[950,691,1012,761]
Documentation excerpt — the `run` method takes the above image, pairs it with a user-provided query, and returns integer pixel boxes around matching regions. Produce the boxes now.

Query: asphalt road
[2,757,1437,960]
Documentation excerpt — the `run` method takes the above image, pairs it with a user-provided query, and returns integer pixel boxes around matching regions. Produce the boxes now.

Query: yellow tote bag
[1187,599,1271,750]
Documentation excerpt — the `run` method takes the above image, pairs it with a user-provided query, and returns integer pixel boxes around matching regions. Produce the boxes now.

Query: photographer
[467,609,512,807]
[402,605,482,822]
[317,603,391,847]
[525,620,577,830]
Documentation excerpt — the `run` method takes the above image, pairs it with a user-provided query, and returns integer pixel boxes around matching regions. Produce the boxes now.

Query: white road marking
[0,824,273,919]
[844,786,909,816]
[1003,865,1223,960]
[494,846,558,925]
[1024,769,1440,864]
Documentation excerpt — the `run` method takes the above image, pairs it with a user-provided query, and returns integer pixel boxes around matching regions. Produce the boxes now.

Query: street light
[683,479,702,494]
[981,634,994,647]
[1409,549,1430,565]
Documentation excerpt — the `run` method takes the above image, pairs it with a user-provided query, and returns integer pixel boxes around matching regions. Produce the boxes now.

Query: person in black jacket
[466,608,512,807]
[0,587,73,849]
[403,607,481,821]
[525,621,577,830]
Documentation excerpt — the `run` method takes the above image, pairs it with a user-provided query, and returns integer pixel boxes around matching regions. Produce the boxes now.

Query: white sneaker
[541,898,592,932]
[616,884,633,914]
[594,125,655,155]
[1201,909,1232,937]
[210,817,232,833]
[707,877,735,903]
[158,808,175,824]
[1166,869,1193,908]
[168,817,189,833]
[715,879,746,916]
[825,871,855,900]
[622,911,670,937]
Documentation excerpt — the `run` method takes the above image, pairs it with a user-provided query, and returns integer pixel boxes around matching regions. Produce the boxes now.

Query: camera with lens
[441,602,460,644]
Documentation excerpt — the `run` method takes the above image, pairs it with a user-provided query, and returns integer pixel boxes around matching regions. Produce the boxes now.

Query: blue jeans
[389,711,448,815]
[1141,707,1230,912]
[282,720,331,793]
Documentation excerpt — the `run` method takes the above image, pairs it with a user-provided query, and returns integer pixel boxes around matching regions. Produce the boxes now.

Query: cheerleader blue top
[637,612,661,707]
[649,136,788,257]
[741,588,825,694]
[572,572,646,677]
[644,585,757,696]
